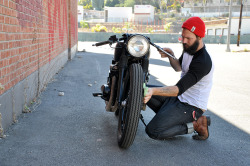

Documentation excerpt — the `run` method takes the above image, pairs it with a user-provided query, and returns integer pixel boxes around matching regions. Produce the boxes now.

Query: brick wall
[0,0,78,135]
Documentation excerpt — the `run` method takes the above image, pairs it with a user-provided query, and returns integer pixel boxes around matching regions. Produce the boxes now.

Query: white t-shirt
[176,46,214,110]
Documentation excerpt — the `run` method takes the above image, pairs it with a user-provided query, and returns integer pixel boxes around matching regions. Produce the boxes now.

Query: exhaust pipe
[105,76,116,112]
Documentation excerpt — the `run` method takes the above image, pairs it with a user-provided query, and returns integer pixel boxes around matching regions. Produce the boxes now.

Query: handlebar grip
[92,40,110,47]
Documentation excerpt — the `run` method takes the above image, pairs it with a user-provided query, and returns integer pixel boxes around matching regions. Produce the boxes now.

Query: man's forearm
[169,58,182,72]
[152,86,179,97]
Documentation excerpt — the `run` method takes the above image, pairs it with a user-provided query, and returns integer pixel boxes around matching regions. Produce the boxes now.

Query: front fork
[117,55,149,111]
[117,54,128,107]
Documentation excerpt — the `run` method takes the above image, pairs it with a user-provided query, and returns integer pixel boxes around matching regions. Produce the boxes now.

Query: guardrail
[78,32,250,44]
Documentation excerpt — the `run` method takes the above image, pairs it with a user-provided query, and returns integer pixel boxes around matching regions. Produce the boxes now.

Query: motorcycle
[93,34,176,149]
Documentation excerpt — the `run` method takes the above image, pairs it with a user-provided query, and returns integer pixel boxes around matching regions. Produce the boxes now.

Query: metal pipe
[237,0,243,46]
[226,0,233,52]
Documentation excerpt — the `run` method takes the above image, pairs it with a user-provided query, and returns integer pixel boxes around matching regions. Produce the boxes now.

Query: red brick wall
[0,0,78,95]
[69,0,78,49]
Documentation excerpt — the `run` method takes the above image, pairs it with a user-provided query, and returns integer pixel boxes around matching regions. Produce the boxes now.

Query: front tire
[117,64,143,149]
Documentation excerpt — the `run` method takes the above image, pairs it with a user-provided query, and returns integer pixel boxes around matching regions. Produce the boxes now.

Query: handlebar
[150,42,177,60]
[92,40,111,47]
[92,35,119,47]
[92,34,177,60]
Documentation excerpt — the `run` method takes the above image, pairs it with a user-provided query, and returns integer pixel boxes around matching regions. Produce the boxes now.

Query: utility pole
[237,0,243,46]
[226,0,233,52]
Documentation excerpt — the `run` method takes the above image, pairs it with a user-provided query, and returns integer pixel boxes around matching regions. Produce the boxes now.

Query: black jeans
[146,95,203,139]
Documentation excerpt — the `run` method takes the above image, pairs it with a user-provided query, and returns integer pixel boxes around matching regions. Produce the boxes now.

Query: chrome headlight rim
[127,35,150,58]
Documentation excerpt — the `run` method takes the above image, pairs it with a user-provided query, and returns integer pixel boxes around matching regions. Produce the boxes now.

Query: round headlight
[127,35,150,57]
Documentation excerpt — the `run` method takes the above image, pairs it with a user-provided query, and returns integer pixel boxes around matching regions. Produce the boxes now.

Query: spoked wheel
[117,64,143,149]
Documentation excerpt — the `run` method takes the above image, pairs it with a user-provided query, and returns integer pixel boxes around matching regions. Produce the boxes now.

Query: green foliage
[181,17,188,23]
[112,27,122,33]
[175,4,181,12]
[146,26,154,33]
[124,0,135,7]
[244,48,249,52]
[160,0,167,10]
[78,0,92,6]
[222,13,229,17]
[78,0,93,9]
[111,22,136,33]
[115,3,124,7]
[80,21,89,28]
[91,24,108,32]
[184,0,200,5]
[83,4,93,9]
[164,22,172,32]
[122,22,136,32]
[92,0,105,10]
[105,0,120,7]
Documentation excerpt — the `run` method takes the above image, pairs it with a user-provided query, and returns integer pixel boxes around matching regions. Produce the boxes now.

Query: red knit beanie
[182,17,206,38]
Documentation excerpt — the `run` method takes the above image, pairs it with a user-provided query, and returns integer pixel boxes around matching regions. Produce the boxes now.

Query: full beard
[183,38,199,55]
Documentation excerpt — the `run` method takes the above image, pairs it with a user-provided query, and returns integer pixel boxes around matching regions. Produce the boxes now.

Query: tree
[155,0,178,13]
[119,0,125,4]
[172,0,182,12]
[124,0,135,7]
[78,0,93,9]
[184,0,200,5]
[92,0,105,10]
[105,0,120,7]
[117,0,125,6]
[79,0,92,6]
[135,0,143,5]
[164,22,172,32]
[224,0,239,3]
[159,0,163,13]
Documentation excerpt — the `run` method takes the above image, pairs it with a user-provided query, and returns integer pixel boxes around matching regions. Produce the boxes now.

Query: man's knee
[145,125,160,139]
[145,124,183,140]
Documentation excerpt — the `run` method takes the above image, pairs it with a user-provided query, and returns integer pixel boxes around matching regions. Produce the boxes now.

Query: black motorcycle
[93,34,176,149]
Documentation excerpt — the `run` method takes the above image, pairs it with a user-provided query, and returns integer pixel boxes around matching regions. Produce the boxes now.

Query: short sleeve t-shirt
[176,46,214,110]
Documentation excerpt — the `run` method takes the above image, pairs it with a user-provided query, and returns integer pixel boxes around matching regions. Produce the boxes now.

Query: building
[78,6,84,22]
[104,7,133,22]
[83,9,105,22]
[206,18,250,36]
[182,0,250,17]
[103,5,155,23]
[134,5,155,24]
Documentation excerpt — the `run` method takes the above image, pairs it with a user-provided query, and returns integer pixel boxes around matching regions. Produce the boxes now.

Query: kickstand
[140,114,147,127]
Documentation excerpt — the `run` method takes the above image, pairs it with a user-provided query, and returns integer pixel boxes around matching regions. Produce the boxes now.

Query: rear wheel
[117,64,143,149]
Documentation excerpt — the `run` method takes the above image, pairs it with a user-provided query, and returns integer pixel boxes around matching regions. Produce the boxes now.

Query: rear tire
[117,64,143,149]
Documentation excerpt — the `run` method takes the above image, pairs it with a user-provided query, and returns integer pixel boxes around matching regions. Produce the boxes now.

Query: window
[222,28,228,36]
[207,29,214,35]
[215,29,222,36]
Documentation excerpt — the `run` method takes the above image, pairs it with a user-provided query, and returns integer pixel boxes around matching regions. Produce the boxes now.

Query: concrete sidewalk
[0,42,249,166]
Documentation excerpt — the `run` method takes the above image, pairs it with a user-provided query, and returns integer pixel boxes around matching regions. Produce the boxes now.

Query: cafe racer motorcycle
[93,34,176,149]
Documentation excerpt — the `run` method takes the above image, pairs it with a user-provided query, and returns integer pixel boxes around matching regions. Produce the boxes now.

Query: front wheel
[117,63,143,149]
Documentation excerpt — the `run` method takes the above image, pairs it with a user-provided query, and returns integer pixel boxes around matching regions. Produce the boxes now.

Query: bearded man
[144,17,214,140]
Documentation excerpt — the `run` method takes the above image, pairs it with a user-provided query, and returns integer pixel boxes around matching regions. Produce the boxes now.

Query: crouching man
[144,17,214,140]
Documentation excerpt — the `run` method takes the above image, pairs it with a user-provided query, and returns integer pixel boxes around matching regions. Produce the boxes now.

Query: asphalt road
[0,42,249,166]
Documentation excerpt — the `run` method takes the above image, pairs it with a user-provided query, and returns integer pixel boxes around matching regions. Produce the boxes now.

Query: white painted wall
[230,18,250,35]
[133,5,155,23]
[78,6,84,22]
[206,18,250,36]
[104,7,133,22]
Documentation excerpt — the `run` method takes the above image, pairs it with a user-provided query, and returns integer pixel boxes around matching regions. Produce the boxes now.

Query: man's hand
[144,88,153,104]
[158,47,182,72]
[158,47,175,59]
